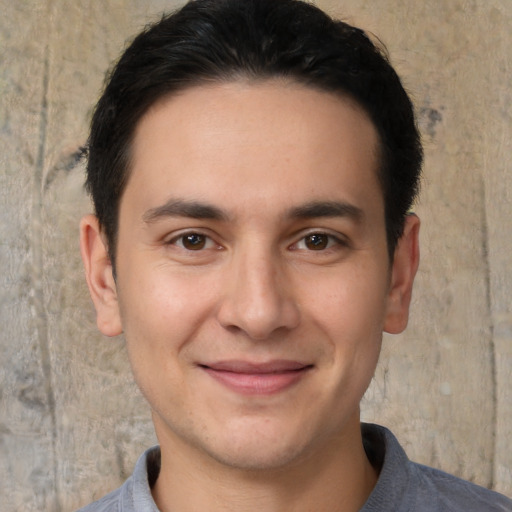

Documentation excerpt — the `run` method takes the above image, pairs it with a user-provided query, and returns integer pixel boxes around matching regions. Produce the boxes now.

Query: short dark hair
[86,0,422,263]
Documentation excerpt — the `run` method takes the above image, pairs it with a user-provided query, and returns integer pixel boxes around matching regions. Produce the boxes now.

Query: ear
[383,214,420,334]
[80,214,123,337]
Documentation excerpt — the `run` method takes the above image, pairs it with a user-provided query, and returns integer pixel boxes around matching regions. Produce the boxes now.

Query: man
[78,0,512,510]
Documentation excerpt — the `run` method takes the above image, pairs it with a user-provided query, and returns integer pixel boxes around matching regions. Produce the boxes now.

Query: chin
[197,417,322,472]
[206,440,307,472]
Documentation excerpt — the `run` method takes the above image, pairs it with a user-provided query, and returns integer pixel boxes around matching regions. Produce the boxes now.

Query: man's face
[84,81,418,470]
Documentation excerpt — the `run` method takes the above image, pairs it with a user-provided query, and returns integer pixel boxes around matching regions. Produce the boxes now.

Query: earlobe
[80,214,123,337]
[383,214,420,334]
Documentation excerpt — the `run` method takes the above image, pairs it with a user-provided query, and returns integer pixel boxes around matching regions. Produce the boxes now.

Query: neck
[152,416,378,512]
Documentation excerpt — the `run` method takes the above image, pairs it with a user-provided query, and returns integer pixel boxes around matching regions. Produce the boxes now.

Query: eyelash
[167,231,218,251]
[166,230,347,252]
[290,232,348,252]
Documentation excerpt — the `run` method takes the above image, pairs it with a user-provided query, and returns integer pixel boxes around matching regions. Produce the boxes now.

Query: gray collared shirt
[76,424,512,511]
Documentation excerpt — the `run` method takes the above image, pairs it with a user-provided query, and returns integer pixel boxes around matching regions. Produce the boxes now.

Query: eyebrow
[288,200,364,222]
[143,198,363,224]
[143,198,229,223]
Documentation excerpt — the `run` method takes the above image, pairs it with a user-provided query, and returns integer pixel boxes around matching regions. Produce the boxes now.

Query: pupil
[306,234,328,250]
[183,234,205,250]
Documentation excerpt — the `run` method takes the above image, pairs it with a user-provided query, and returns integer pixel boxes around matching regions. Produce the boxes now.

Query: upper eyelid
[290,228,348,242]
[165,228,216,241]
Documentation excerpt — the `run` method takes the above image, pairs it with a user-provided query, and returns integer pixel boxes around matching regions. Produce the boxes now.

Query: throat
[151,421,378,512]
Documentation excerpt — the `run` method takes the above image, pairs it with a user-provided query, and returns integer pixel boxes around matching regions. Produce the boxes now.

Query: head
[80,0,421,483]
[86,0,422,267]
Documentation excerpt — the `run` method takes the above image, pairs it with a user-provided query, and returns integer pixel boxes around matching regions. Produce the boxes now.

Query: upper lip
[200,360,312,374]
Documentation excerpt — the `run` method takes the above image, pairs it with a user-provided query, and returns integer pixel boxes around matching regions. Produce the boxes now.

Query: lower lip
[202,368,310,395]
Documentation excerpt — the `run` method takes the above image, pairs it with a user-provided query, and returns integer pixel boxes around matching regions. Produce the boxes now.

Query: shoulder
[361,423,512,512]
[75,446,161,512]
[408,462,512,511]
[75,485,124,512]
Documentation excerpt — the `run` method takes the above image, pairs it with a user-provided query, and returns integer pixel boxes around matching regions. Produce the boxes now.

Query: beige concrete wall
[1,1,510,509]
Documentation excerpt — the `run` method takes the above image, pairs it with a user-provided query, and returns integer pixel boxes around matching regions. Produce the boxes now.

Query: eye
[170,232,216,251]
[293,232,345,251]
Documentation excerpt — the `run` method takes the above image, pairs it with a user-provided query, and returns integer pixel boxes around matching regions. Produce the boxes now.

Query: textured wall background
[1,1,511,510]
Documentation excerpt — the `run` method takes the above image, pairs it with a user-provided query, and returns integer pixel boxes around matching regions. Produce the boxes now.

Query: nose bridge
[241,244,280,308]
[217,240,300,339]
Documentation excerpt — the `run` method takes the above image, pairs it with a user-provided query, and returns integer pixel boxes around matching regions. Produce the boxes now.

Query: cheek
[119,267,217,345]
[301,263,388,385]
[117,272,208,408]
[304,264,389,336]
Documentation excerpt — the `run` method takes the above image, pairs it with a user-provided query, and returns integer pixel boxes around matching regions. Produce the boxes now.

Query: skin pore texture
[80,80,419,512]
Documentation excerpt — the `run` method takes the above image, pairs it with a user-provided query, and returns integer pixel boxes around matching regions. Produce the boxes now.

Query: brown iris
[304,233,329,250]
[182,233,207,250]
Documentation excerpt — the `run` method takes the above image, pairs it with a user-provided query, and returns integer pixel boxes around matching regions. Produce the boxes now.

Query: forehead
[124,81,382,220]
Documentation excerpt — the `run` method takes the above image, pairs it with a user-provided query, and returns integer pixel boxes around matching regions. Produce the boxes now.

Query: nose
[216,247,300,340]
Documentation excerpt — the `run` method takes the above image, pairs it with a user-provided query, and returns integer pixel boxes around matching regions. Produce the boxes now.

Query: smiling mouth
[199,360,313,395]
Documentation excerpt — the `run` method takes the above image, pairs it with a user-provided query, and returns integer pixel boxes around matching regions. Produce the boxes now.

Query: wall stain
[419,106,444,139]
[480,176,498,490]
[31,42,62,512]
[43,145,87,190]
